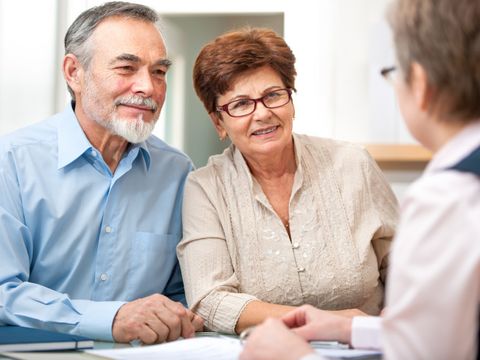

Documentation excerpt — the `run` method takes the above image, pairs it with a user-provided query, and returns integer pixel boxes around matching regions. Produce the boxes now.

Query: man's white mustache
[115,96,158,112]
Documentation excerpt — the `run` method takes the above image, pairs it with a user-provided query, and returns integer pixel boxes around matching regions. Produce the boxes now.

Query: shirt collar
[128,141,152,171]
[291,133,304,196]
[291,133,303,174]
[57,102,152,171]
[57,103,93,170]
[232,144,255,189]
[425,120,480,174]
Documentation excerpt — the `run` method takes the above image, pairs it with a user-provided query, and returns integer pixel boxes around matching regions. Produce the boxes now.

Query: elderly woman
[177,27,398,335]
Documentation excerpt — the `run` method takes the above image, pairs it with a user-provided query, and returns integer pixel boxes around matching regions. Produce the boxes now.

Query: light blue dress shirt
[0,104,194,341]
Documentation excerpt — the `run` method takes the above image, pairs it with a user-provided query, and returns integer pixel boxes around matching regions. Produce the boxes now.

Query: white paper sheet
[86,337,242,360]
[85,336,381,360]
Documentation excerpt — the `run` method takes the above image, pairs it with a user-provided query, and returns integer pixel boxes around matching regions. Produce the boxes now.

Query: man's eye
[153,69,166,77]
[117,65,135,72]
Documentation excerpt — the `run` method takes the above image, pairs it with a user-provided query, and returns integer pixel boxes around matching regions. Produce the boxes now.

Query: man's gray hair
[64,1,161,99]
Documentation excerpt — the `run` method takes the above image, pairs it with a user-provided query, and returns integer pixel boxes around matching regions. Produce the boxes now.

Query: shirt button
[100,273,108,281]
[292,242,300,249]
[91,150,97,157]
[297,267,305,273]
[105,226,112,233]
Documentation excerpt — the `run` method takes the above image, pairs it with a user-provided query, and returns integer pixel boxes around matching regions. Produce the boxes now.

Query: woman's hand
[239,318,315,360]
[330,308,367,318]
[239,304,358,360]
[281,305,353,345]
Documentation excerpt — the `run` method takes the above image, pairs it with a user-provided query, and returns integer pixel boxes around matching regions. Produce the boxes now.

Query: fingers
[291,325,317,340]
[281,310,303,328]
[240,318,314,360]
[112,302,160,344]
[138,322,164,345]
[291,309,353,343]
[191,312,205,332]
[152,303,183,342]
[162,301,193,340]
[153,298,206,341]
[281,306,308,329]
[112,294,204,344]
[171,306,204,338]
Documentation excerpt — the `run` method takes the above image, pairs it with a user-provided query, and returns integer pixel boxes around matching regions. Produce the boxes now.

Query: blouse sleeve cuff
[197,292,258,334]
[351,316,382,350]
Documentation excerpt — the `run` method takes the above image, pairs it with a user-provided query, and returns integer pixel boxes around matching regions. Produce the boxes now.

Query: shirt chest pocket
[126,232,179,298]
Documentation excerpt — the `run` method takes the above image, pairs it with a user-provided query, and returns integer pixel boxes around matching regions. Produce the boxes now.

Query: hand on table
[282,305,353,344]
[112,293,203,344]
[239,318,314,360]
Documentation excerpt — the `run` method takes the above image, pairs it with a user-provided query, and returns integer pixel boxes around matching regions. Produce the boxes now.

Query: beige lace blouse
[177,134,398,333]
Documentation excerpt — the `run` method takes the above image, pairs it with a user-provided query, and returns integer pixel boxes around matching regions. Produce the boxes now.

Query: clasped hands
[112,294,204,344]
[240,305,360,360]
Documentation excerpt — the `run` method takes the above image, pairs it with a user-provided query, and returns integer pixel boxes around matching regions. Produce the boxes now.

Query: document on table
[86,337,242,360]
[85,336,381,360]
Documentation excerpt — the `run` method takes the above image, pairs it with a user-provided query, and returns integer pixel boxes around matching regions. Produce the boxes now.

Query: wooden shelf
[364,144,432,169]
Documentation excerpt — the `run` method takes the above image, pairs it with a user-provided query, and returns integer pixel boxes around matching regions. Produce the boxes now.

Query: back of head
[388,0,480,122]
[193,27,297,114]
[64,1,161,98]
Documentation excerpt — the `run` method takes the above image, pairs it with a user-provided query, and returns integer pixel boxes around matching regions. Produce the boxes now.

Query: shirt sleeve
[0,157,124,341]
[177,174,257,334]
[381,174,479,360]
[299,353,327,360]
[351,316,382,350]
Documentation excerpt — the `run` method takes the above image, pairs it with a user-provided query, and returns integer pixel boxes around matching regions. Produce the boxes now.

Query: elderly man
[0,1,202,343]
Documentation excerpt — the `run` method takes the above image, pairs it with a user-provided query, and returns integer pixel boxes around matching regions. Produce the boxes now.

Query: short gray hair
[64,1,161,99]
[388,0,480,122]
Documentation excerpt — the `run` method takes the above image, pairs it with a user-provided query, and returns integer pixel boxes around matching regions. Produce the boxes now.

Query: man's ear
[410,62,432,112]
[209,112,227,140]
[63,54,83,94]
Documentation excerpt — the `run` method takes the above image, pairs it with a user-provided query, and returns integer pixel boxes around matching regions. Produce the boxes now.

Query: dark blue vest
[449,145,480,360]
[449,146,480,176]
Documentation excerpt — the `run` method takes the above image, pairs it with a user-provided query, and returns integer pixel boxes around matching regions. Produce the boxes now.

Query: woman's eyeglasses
[216,88,293,118]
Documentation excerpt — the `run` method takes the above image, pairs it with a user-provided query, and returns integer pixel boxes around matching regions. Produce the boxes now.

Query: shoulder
[392,169,480,271]
[0,115,59,161]
[294,133,375,173]
[296,133,372,162]
[400,170,480,245]
[404,170,480,212]
[187,146,235,184]
[145,135,193,169]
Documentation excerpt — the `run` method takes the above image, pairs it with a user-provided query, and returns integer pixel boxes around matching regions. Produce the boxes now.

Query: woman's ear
[63,54,83,94]
[410,62,432,112]
[209,112,228,140]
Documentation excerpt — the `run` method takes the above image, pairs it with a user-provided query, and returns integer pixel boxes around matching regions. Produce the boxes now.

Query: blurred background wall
[0,0,425,199]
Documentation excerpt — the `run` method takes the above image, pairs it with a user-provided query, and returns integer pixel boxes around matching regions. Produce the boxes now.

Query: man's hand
[282,305,353,345]
[112,294,204,344]
[239,318,314,360]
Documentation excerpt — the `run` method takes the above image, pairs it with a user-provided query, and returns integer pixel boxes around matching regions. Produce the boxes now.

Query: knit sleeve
[177,173,257,333]
[364,152,399,285]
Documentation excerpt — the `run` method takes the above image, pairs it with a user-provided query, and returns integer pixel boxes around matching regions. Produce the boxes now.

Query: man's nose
[131,68,154,96]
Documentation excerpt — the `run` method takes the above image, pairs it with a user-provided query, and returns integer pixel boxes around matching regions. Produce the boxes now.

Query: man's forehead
[89,17,167,61]
[90,16,164,46]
